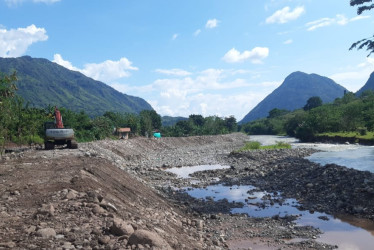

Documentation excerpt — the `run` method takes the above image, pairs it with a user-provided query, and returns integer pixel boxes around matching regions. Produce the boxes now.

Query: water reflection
[185,184,374,250]
[165,164,230,178]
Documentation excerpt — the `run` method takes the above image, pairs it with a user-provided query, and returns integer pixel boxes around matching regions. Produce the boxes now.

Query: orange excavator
[44,107,78,150]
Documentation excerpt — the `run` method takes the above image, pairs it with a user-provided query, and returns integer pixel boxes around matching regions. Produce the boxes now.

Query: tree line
[0,72,238,155]
[241,91,374,141]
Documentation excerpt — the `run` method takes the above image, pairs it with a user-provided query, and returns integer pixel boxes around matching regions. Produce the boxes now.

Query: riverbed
[167,162,374,250]
[164,135,374,249]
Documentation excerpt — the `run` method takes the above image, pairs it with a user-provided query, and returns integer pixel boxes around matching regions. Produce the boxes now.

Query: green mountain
[240,71,347,123]
[161,116,188,127]
[356,71,374,96]
[0,56,153,116]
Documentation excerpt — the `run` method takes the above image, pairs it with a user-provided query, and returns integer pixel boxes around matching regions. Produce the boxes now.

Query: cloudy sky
[0,0,373,120]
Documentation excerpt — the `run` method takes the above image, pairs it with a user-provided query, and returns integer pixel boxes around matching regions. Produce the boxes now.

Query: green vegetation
[0,56,153,117]
[241,90,374,143]
[161,115,237,137]
[237,141,291,152]
[316,131,374,140]
[240,71,347,123]
[0,72,239,156]
[161,116,188,127]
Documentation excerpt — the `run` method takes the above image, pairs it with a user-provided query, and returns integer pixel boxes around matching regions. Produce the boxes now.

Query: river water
[248,135,374,173]
[166,135,374,249]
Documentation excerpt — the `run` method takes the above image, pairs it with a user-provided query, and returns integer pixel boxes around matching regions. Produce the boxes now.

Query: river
[248,135,374,173]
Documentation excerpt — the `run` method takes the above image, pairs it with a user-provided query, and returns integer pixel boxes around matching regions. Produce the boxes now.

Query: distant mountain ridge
[0,56,153,116]
[356,71,374,96]
[240,71,347,123]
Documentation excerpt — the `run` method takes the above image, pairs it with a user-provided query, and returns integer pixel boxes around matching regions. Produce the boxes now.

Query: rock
[92,204,106,215]
[128,230,171,249]
[0,241,16,248]
[98,235,111,245]
[36,204,55,217]
[62,241,74,249]
[65,189,78,200]
[11,190,20,196]
[25,225,36,234]
[36,228,56,238]
[109,218,134,237]
[306,183,314,188]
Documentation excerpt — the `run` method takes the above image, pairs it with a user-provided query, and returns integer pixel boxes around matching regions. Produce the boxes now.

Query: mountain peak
[239,72,347,123]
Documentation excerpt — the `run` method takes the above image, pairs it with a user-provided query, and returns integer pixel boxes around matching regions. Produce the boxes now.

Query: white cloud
[53,54,138,82]
[222,47,269,64]
[283,39,293,44]
[306,14,370,31]
[53,54,79,71]
[172,33,178,40]
[330,57,374,92]
[205,19,219,29]
[194,29,201,36]
[110,68,279,119]
[350,15,371,22]
[266,6,305,24]
[155,68,191,77]
[0,24,48,57]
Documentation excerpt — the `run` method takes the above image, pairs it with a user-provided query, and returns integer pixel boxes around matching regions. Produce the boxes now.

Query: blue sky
[0,0,373,120]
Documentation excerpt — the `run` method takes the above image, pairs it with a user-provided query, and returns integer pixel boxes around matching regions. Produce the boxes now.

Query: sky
[0,0,373,120]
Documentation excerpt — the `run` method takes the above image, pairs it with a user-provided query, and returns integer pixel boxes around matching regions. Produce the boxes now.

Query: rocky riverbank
[1,133,373,249]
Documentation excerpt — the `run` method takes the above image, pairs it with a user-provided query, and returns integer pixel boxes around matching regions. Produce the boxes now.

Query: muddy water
[167,164,374,250]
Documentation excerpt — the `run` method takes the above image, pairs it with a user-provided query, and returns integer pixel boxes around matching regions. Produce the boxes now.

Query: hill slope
[0,56,153,116]
[356,71,374,96]
[240,71,347,123]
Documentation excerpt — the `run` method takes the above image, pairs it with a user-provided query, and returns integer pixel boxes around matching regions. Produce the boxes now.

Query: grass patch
[237,141,291,152]
[317,131,374,140]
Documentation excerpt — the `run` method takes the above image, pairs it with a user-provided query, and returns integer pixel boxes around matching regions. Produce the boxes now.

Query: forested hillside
[241,91,374,144]
[356,72,374,96]
[0,56,153,117]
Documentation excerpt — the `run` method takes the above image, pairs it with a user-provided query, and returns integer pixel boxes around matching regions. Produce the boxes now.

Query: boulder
[128,230,171,249]
[36,228,56,238]
[109,218,134,237]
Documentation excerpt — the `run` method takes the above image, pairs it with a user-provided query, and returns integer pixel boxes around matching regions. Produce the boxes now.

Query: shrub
[357,127,367,136]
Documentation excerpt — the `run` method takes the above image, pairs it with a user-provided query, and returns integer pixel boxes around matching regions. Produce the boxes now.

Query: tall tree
[303,96,323,111]
[349,0,374,56]
[0,72,18,156]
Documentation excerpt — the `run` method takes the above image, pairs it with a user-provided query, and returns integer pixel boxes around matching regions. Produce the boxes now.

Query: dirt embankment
[1,133,373,249]
[0,134,248,250]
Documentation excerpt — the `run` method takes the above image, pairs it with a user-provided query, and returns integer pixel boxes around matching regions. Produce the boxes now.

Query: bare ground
[1,133,372,249]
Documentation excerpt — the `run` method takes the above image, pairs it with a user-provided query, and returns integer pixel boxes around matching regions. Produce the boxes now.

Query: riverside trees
[241,91,374,142]
[0,71,239,150]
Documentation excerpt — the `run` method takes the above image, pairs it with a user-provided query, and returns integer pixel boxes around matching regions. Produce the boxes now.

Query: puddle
[184,184,374,250]
[165,164,374,249]
[165,164,230,178]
